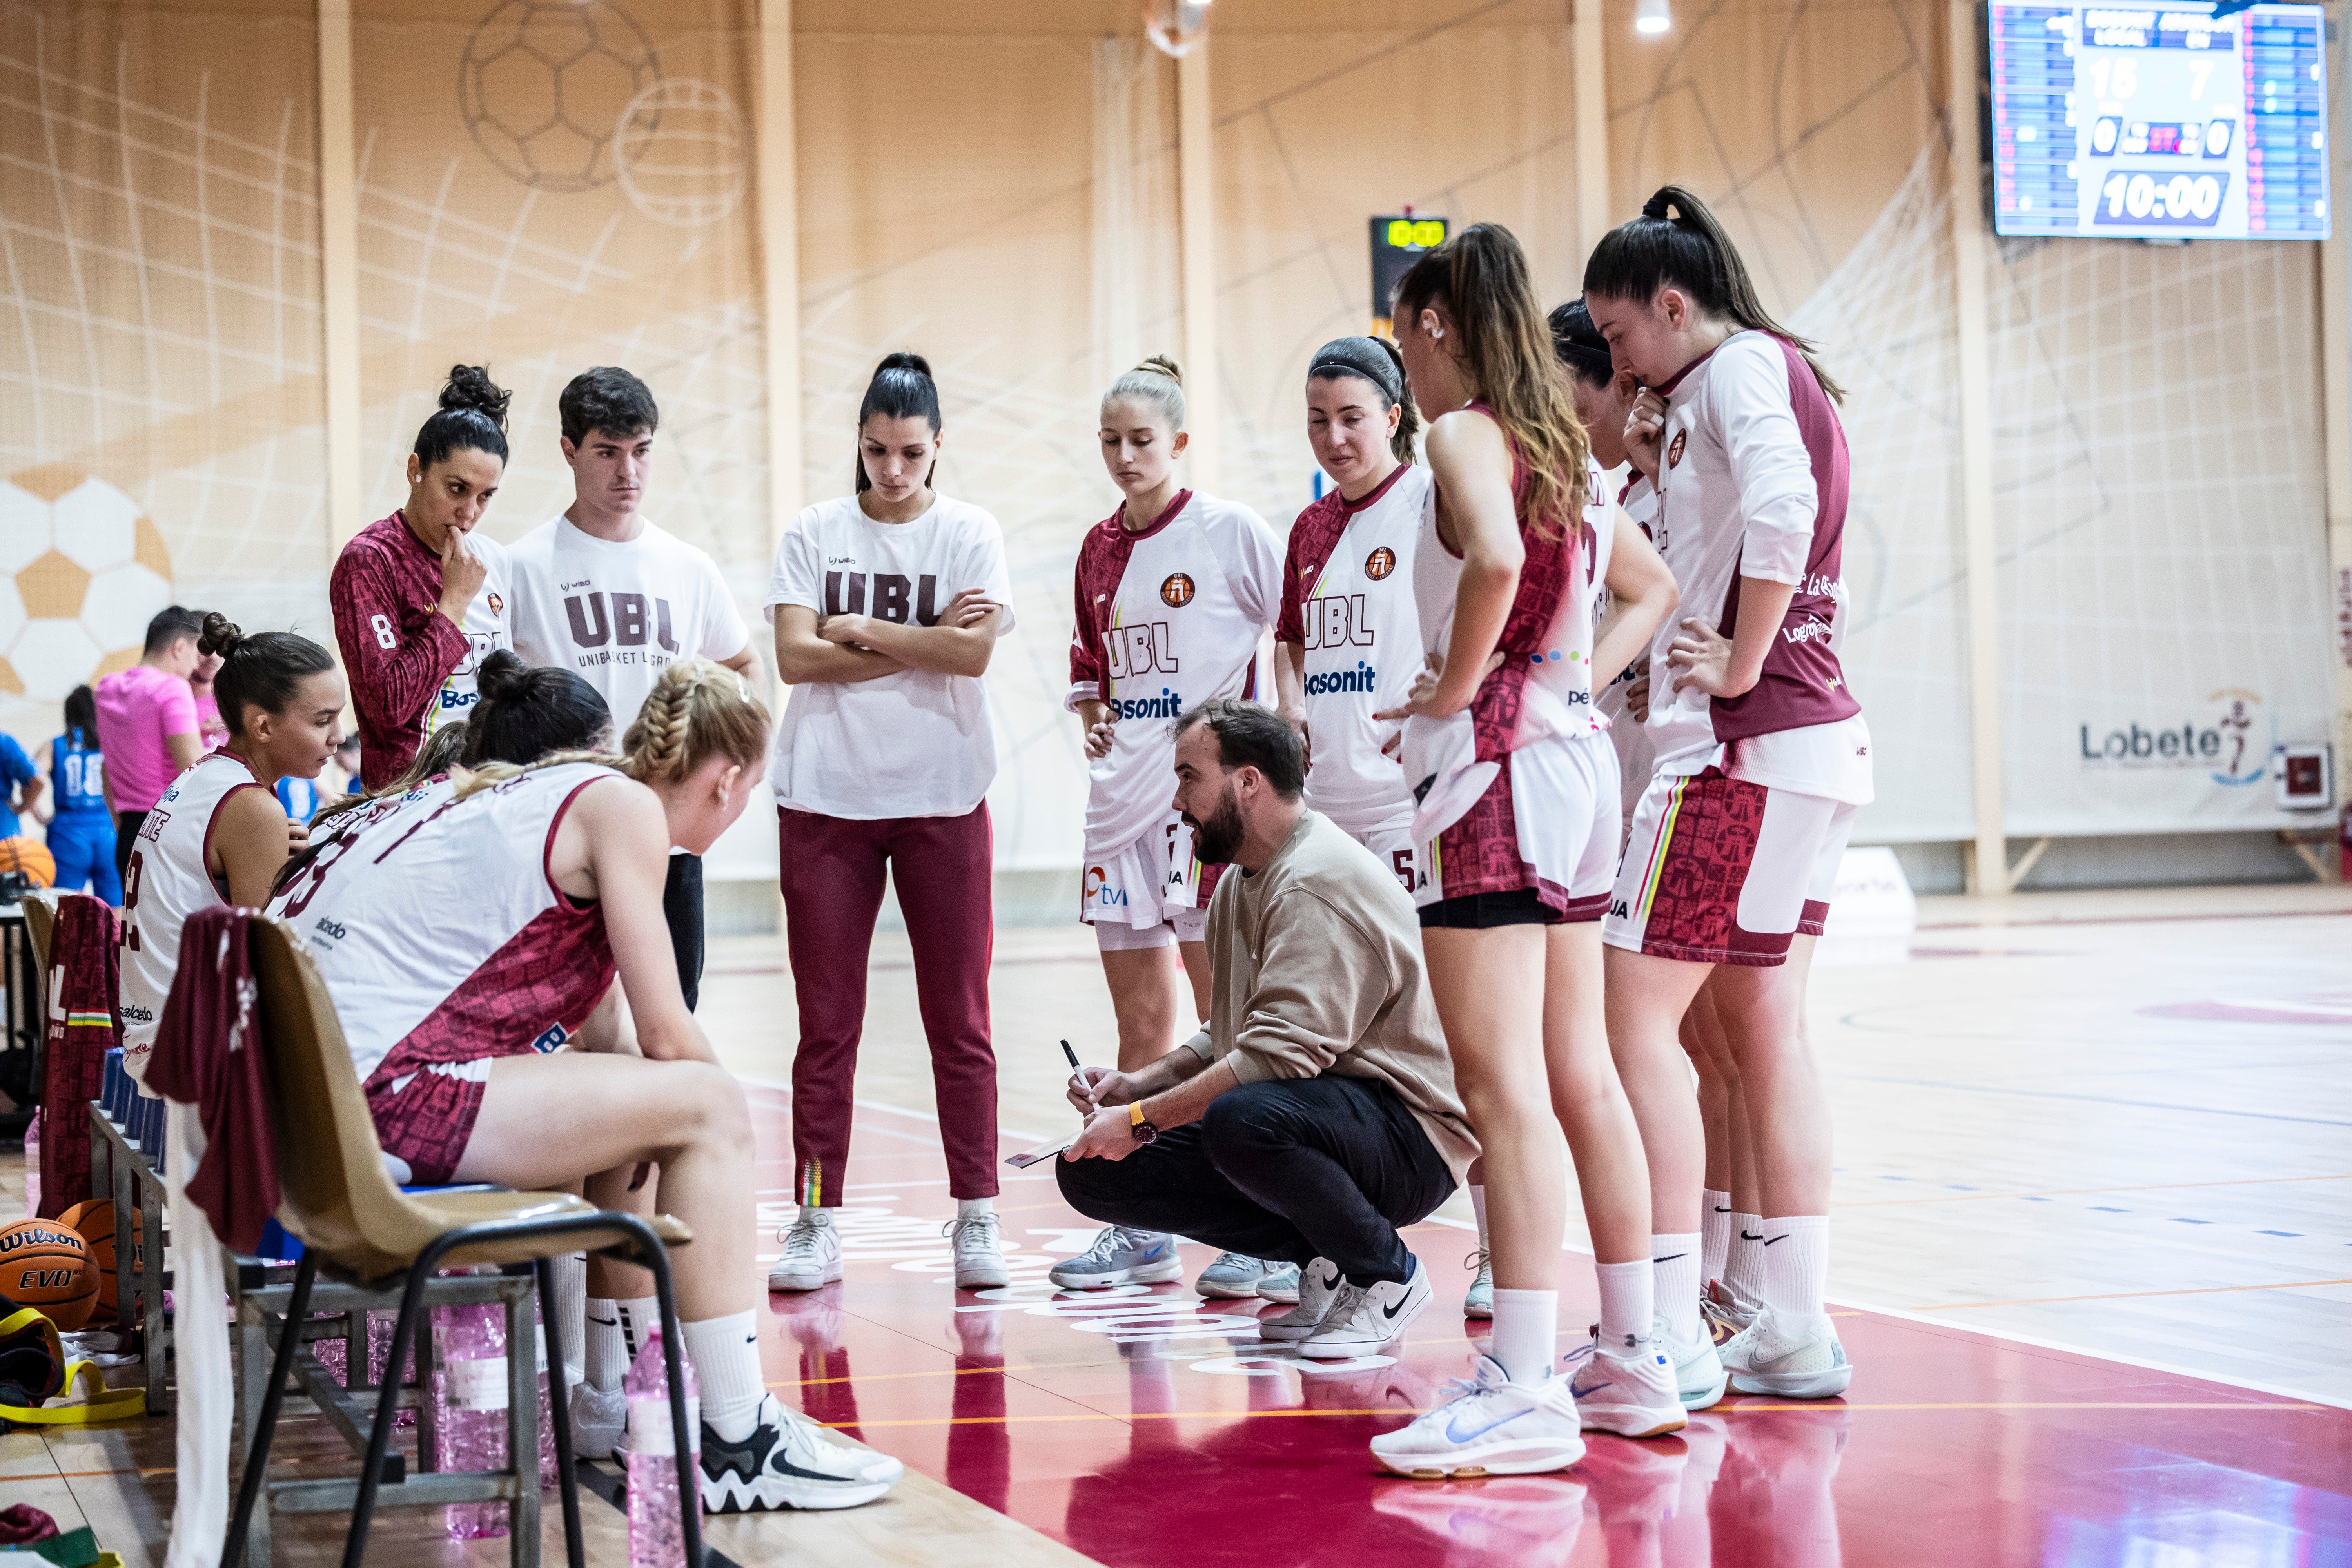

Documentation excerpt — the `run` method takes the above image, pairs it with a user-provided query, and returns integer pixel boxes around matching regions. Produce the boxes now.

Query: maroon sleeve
[331,537,467,789]
[1067,526,1110,701]
[1274,492,1347,646]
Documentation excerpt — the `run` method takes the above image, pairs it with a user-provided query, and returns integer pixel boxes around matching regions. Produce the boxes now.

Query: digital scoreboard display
[1989,1,2330,240]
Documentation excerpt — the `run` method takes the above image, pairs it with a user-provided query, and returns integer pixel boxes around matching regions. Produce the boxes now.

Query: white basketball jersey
[119,751,270,1078]
[267,762,621,1084]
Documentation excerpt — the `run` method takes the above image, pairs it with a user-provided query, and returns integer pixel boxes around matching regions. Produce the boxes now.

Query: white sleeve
[1221,503,1286,630]
[503,530,554,665]
[763,511,824,624]
[697,551,753,659]
[967,513,1018,638]
[1713,338,1818,586]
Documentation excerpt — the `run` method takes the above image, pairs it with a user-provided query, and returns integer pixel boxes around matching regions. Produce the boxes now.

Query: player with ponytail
[331,365,515,791]
[765,352,1018,1298]
[1366,223,1682,1477]
[1586,185,1871,1403]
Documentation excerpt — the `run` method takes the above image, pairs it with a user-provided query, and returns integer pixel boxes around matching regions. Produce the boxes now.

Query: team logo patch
[1667,430,1688,469]
[1160,573,1195,608]
[529,1024,570,1054]
[1364,546,1396,581]
[486,592,504,616]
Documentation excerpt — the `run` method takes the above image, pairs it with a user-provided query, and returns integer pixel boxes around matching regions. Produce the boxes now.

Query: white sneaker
[1655,1313,1728,1410]
[1463,1247,1493,1319]
[1369,1356,1585,1478]
[1721,1305,1851,1399]
[569,1380,626,1460]
[942,1213,1010,1290]
[1257,1257,1344,1342]
[1301,1258,1431,1359]
[1255,1262,1302,1304]
[1701,1277,1759,1345]
[1561,1335,1687,1438]
[1047,1227,1184,1290]
[698,1393,903,1513]
[1194,1252,1274,1298]
[768,1210,843,1293]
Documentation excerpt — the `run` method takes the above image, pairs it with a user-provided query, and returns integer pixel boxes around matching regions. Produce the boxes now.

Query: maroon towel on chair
[36,895,121,1219]
[143,907,278,1254]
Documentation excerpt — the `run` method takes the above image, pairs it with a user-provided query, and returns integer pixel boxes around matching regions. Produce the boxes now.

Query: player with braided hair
[267,659,905,1515]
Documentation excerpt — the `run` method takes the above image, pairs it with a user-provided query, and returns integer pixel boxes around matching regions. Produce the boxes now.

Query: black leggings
[663,852,705,1012]
[1055,1074,1454,1286]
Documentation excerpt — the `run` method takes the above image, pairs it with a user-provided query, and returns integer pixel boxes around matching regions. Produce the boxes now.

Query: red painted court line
[746,1094,2352,1567]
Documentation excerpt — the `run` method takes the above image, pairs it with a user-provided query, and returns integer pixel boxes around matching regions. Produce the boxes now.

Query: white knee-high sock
[1595,1261,1653,1352]
[1701,1190,1733,1287]
[551,1252,586,1388]
[680,1310,764,1442]
[1650,1234,1702,1344]
[614,1295,662,1362]
[1726,1212,1766,1306]
[1759,1216,1830,1323]
[585,1298,626,1391]
[1488,1288,1557,1386]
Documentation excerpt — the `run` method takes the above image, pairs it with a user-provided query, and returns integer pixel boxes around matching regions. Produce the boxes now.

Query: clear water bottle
[22,1116,38,1217]
[369,1310,417,1430]
[534,1305,557,1488]
[624,1329,701,1568]
[432,1298,510,1539]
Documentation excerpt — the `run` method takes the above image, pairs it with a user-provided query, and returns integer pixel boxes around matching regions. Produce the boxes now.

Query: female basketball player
[764,353,1015,1297]
[267,660,904,1514]
[1585,187,1871,1401]
[1056,355,1283,1296]
[118,617,343,1081]
[46,685,120,903]
[1363,225,1682,1479]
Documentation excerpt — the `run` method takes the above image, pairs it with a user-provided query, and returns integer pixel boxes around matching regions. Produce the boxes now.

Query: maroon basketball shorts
[1602,766,1855,967]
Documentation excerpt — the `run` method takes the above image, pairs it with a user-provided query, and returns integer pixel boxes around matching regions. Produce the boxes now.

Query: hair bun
[1132,354,1183,388]
[1641,187,1680,223]
[439,364,512,428]
[196,612,244,659]
[875,351,934,380]
[474,648,529,703]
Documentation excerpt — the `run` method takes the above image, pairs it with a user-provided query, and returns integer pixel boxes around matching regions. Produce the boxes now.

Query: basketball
[58,1200,140,1315]
[0,1218,96,1330]
[0,836,54,887]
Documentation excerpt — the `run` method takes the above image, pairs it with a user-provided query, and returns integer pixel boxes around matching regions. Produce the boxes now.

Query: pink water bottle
[433,1299,511,1539]
[623,1329,701,1568]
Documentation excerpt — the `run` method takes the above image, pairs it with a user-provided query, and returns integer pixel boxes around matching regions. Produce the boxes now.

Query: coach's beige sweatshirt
[1180,809,1479,1182]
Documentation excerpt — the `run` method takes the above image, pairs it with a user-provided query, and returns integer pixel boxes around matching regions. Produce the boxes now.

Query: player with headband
[1367,223,1682,1479]
[269,661,906,1514]
[1585,185,1872,1401]
[1058,354,1284,1298]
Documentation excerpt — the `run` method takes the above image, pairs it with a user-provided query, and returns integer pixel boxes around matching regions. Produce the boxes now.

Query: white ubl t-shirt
[505,515,752,739]
[764,494,1018,820]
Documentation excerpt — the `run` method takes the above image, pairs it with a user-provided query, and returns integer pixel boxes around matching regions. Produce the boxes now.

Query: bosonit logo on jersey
[1113,687,1185,720]
[1304,662,1378,696]
[2077,688,2270,785]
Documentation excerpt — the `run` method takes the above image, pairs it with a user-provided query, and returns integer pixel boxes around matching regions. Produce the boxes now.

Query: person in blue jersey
[46,691,109,898]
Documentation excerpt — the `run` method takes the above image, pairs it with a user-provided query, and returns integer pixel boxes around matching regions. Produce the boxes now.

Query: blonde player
[1586,186,1872,1400]
[118,617,343,1081]
[268,662,904,1514]
[1055,356,1283,1295]
[1367,225,1681,1480]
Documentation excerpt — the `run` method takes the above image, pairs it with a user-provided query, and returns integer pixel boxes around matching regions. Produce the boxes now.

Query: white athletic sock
[1726,1212,1766,1306]
[1759,1215,1830,1323]
[551,1252,586,1387]
[1701,1191,1733,1287]
[1595,1261,1653,1353]
[1469,1185,1489,1252]
[956,1196,994,1220]
[585,1298,627,1391]
[1488,1288,1558,1386]
[1650,1234,1702,1344]
[680,1310,764,1442]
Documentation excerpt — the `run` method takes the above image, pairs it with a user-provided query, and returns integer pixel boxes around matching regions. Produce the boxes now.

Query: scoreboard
[1989,0,2330,240]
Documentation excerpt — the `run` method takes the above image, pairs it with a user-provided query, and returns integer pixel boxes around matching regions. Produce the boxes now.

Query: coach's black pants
[1055,1075,1454,1287]
[663,852,704,1012]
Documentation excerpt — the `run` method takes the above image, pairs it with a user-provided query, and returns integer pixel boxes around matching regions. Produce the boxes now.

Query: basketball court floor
[5,880,2348,1566]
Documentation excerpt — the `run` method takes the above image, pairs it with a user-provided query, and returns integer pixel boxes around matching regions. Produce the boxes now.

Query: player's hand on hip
[1665,618,1736,697]
[1625,670,1652,722]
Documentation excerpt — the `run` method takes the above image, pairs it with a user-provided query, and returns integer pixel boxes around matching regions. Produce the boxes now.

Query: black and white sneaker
[697,1394,904,1512]
[1300,1256,1431,1359]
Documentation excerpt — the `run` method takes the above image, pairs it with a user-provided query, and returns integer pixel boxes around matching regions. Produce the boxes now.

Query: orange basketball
[59,1200,140,1315]
[0,836,54,888]
[0,1218,96,1329]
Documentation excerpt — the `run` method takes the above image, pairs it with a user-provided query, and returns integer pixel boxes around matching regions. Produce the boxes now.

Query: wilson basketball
[59,1200,140,1315]
[0,1218,96,1330]
[0,836,54,887]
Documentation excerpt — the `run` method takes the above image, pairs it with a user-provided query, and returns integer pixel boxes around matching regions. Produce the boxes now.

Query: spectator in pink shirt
[93,604,207,886]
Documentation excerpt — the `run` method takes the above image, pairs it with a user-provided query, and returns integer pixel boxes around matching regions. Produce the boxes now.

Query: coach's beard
[1184,784,1244,866]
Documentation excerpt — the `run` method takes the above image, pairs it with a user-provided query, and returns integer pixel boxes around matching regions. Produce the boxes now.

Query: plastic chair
[22,888,54,975]
[222,913,704,1568]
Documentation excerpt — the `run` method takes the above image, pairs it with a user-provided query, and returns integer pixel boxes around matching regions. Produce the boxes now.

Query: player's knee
[674,1062,752,1151]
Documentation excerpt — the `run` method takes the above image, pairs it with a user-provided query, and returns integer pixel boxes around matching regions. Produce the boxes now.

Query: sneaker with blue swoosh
[1370,1355,1585,1479]
[1048,1227,1185,1290]
[1561,1335,1687,1438]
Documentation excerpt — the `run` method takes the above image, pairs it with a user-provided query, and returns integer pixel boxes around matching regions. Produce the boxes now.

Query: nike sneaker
[1369,1356,1586,1478]
[1371,1475,1589,1568]
[1258,1257,1344,1341]
[1721,1306,1851,1399]
[942,1212,1010,1290]
[1047,1226,1184,1290]
[1700,1276,1759,1346]
[1655,1312,1728,1409]
[1463,1247,1494,1319]
[568,1379,626,1461]
[1301,1258,1431,1359]
[768,1210,842,1293]
[1255,1261,1302,1304]
[698,1393,904,1513]
[1195,1252,1276,1298]
[1560,1335,1687,1438]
